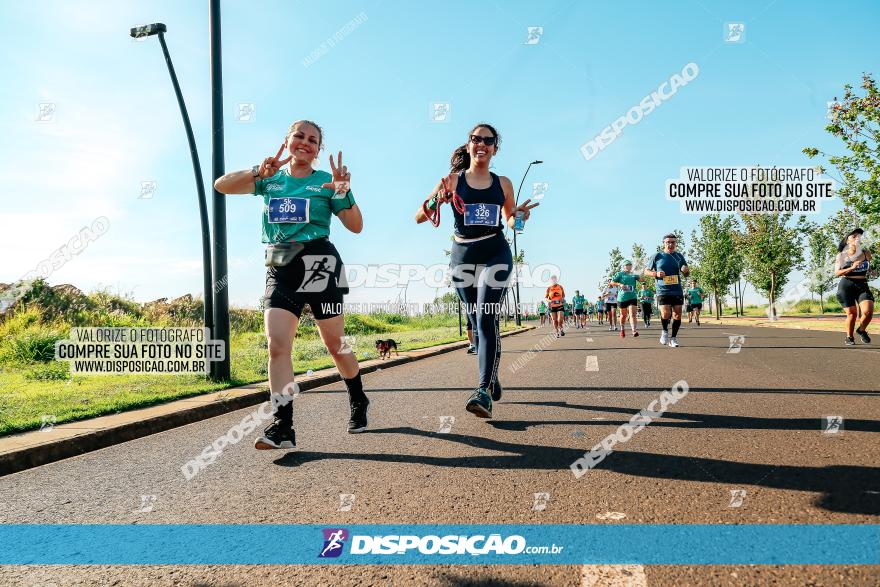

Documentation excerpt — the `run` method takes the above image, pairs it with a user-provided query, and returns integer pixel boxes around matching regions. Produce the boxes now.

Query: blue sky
[2,0,878,309]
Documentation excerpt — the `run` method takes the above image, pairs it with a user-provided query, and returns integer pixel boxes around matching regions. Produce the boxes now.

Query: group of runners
[536,238,710,346]
[211,118,875,447]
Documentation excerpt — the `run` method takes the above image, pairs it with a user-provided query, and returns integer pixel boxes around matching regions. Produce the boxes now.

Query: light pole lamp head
[532,160,543,165]
[130,23,167,39]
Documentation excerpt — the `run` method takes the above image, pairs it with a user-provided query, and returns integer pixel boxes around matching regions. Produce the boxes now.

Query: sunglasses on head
[470,135,497,146]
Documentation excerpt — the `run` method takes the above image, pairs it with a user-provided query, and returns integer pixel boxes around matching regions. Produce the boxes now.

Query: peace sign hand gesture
[322,151,351,195]
[257,142,292,179]
[515,198,540,222]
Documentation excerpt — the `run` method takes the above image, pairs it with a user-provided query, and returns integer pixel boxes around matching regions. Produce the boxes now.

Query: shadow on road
[499,401,880,432]
[361,387,879,397]
[274,426,880,516]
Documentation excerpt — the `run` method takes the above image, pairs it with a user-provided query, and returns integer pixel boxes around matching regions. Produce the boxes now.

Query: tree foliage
[804,73,880,226]
[689,215,741,318]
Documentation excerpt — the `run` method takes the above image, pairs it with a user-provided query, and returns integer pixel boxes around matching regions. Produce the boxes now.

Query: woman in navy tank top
[415,123,539,418]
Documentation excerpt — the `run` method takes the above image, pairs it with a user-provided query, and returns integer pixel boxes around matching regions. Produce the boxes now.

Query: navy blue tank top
[452,170,505,239]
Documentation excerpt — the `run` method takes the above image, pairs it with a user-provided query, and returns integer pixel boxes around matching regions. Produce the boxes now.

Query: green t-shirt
[613,272,639,302]
[538,301,547,313]
[572,294,585,310]
[688,287,705,305]
[639,287,654,303]
[253,168,356,243]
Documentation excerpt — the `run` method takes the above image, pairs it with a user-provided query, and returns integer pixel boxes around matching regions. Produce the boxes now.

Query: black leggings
[450,233,512,391]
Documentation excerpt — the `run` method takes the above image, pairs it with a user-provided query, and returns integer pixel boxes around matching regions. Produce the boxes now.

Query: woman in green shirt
[611,259,642,337]
[537,300,547,327]
[213,120,368,450]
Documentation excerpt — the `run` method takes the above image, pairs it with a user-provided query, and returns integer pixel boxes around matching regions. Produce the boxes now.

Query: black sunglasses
[469,135,497,146]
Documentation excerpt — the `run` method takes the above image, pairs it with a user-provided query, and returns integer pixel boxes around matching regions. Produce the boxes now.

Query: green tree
[600,247,625,290]
[689,215,741,319]
[739,213,807,318]
[804,73,880,226]
[632,242,655,291]
[803,221,836,313]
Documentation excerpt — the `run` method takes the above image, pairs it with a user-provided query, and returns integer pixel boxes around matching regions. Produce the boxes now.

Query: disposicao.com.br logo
[319,528,563,558]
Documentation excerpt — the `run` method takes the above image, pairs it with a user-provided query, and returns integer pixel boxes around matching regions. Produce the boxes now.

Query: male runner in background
[639,282,655,327]
[687,278,706,325]
[572,290,586,329]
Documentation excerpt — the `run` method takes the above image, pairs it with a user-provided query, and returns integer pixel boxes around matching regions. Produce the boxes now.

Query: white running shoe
[660,331,669,345]
[668,337,680,348]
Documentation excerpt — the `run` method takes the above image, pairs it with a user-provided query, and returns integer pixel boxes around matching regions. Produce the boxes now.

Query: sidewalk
[699,314,847,332]
[0,326,534,477]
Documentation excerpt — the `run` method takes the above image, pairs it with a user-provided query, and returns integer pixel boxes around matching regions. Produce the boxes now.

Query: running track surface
[1,321,878,586]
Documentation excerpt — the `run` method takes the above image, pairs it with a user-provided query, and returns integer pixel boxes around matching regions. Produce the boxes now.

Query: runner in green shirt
[611,259,642,337]
[572,290,587,329]
[639,284,655,327]
[213,120,369,449]
[537,300,547,327]
[687,278,707,326]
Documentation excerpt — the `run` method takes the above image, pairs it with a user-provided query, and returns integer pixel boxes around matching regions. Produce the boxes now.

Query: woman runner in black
[835,227,874,345]
[214,120,369,449]
[416,123,538,418]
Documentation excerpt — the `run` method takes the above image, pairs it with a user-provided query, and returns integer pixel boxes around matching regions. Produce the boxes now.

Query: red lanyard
[422,191,465,228]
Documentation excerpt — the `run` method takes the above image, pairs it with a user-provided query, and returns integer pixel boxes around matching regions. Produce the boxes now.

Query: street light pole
[513,160,542,326]
[209,0,230,380]
[130,23,214,343]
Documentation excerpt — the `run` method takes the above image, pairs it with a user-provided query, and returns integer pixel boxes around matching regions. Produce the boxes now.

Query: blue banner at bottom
[0,524,876,565]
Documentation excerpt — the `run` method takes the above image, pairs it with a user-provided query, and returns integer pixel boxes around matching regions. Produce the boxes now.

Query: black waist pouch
[265,242,305,267]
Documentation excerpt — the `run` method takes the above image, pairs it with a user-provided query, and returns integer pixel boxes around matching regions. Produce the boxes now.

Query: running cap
[622,259,632,266]
[838,227,864,252]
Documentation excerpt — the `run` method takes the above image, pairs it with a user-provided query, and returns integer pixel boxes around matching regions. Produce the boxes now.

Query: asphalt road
[1,320,878,586]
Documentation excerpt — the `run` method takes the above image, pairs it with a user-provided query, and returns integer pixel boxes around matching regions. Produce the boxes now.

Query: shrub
[0,327,65,364]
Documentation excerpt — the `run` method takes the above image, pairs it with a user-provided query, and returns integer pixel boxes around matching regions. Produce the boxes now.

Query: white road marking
[585,356,599,371]
[586,337,594,342]
[580,564,648,586]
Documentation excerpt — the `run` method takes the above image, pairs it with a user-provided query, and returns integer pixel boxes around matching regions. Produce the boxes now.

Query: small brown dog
[375,339,399,360]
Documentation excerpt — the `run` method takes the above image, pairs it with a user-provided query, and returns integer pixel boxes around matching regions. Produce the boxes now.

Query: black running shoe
[856,329,871,344]
[255,419,296,450]
[466,344,477,355]
[348,398,369,433]
[845,336,855,346]
[490,380,503,402]
[465,388,492,418]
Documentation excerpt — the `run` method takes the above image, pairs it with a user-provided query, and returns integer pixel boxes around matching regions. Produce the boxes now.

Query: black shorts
[575,308,584,315]
[538,312,546,316]
[618,299,637,309]
[263,238,347,320]
[690,303,703,310]
[549,304,564,313]
[641,302,653,314]
[837,278,874,308]
[605,303,617,310]
[657,294,684,307]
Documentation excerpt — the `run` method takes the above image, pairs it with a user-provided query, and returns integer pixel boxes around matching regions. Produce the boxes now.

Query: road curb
[0,325,535,477]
